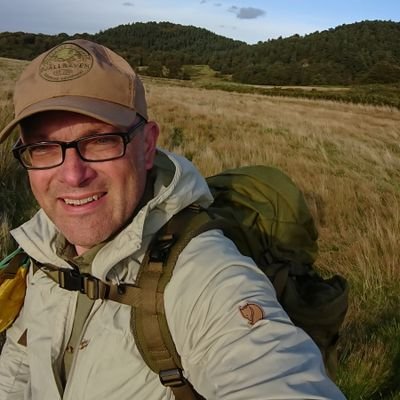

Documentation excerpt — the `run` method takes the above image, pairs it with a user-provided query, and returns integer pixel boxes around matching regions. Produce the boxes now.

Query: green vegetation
[199,81,400,109]
[1,20,400,86]
[0,129,37,260]
[0,58,37,258]
[1,45,400,398]
[230,21,400,86]
[146,65,400,110]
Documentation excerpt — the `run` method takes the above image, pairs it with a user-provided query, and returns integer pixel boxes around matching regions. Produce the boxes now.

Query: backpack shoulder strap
[119,205,223,399]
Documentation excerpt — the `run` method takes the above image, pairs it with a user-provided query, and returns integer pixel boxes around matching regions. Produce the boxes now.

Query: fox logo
[239,303,264,325]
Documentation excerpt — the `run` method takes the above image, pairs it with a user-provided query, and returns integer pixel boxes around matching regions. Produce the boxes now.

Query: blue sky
[1,0,399,44]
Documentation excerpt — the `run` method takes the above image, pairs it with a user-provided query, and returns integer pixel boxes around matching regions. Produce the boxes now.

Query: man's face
[22,111,159,255]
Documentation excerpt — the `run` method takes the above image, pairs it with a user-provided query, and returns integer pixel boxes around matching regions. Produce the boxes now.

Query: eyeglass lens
[20,134,126,168]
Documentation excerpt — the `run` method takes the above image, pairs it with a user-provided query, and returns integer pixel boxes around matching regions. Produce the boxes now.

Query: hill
[1,56,400,399]
[0,22,245,79]
[0,20,400,85]
[229,20,400,85]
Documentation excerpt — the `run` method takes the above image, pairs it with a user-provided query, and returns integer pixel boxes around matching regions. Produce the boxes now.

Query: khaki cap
[0,39,148,143]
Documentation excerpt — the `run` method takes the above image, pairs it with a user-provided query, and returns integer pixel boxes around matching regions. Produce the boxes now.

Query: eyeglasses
[12,119,147,170]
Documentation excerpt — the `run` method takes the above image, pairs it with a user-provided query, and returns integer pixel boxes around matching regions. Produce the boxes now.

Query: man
[0,39,346,399]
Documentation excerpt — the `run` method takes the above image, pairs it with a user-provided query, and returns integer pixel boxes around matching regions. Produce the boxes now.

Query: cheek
[110,152,147,208]
[28,171,51,202]
[124,140,146,177]
[123,156,146,195]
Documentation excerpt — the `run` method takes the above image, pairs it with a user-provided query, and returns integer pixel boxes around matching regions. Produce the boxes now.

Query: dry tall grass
[1,60,399,399]
[147,80,400,399]
[0,59,36,256]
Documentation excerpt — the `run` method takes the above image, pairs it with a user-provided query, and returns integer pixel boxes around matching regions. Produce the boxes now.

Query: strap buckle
[149,234,176,263]
[58,268,82,291]
[159,368,186,387]
[83,274,109,300]
[58,269,109,300]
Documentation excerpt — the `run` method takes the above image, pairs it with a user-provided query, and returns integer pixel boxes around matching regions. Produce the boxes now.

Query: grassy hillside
[0,58,35,253]
[1,58,400,399]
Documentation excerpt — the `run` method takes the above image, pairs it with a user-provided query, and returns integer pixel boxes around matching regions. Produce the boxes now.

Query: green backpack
[123,165,348,400]
[0,166,348,400]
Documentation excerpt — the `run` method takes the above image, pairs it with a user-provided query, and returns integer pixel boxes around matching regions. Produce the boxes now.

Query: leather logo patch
[40,43,93,82]
[239,303,264,325]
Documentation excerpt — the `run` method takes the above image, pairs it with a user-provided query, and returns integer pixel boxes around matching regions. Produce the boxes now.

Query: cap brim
[0,96,139,144]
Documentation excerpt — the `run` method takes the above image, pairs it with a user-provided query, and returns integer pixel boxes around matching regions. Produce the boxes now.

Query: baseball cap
[0,39,148,143]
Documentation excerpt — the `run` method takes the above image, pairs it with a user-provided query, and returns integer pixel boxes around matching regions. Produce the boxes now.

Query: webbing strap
[31,207,223,400]
[126,206,225,400]
[133,241,182,373]
[0,251,28,284]
[62,292,95,388]
[171,384,204,400]
[107,285,148,306]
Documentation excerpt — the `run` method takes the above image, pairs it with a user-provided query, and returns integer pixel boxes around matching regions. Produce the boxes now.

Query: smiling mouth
[63,194,104,206]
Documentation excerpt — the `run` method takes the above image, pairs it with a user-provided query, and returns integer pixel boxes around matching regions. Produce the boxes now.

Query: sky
[1,0,400,44]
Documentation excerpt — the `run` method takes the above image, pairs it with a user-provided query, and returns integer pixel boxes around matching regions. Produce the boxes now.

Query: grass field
[155,64,400,109]
[1,58,400,399]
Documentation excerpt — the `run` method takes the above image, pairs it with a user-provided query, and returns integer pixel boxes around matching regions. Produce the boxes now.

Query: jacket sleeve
[164,230,346,400]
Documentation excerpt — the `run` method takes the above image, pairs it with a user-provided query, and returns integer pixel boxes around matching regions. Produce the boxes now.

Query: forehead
[20,111,117,142]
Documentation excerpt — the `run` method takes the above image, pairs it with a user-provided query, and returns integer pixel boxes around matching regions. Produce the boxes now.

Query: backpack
[122,165,348,399]
[0,165,349,400]
[123,166,348,398]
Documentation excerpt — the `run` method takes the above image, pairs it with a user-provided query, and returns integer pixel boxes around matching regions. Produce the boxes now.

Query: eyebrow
[21,125,121,143]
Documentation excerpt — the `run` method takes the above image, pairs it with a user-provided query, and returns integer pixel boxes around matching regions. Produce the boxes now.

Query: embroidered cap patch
[39,43,93,82]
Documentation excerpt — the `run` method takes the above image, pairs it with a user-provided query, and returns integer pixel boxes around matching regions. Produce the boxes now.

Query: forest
[1,20,400,85]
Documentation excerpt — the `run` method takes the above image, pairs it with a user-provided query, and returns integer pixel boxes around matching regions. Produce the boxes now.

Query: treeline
[1,20,400,85]
[228,20,400,85]
[93,21,245,78]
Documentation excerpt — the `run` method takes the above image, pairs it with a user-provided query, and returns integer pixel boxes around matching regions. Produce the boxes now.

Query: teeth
[64,194,100,206]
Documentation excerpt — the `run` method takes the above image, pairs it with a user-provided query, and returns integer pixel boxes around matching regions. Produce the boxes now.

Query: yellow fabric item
[0,263,28,333]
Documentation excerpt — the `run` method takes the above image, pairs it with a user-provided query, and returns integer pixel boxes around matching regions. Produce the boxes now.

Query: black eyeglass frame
[12,118,147,170]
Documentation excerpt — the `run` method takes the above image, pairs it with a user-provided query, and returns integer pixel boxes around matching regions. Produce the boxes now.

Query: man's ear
[143,121,160,170]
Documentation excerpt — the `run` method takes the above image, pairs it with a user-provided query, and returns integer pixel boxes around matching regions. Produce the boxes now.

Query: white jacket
[0,149,346,400]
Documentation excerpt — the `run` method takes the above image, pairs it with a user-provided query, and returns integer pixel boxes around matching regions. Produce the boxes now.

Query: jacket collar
[11,149,213,281]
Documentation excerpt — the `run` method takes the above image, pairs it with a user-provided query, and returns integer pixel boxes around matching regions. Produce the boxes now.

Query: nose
[58,147,96,187]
